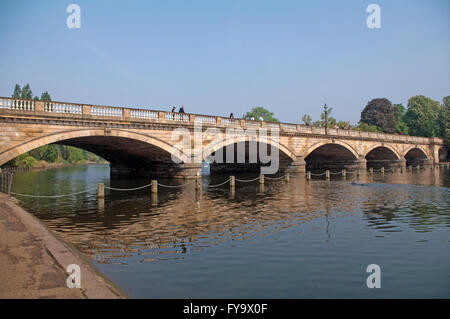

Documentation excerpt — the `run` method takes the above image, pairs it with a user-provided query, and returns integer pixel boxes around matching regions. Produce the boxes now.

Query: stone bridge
[0,97,444,178]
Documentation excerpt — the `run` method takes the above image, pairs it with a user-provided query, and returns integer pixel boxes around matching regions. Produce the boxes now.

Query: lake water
[10,164,450,298]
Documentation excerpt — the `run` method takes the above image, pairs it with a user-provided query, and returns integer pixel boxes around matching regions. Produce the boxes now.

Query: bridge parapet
[0,96,441,146]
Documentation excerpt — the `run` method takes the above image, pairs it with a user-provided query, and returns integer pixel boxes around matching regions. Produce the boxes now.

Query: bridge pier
[285,156,306,174]
[179,162,203,179]
[356,157,367,170]
[398,157,407,168]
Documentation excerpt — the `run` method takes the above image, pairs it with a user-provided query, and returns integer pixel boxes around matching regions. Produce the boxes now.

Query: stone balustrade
[0,96,436,144]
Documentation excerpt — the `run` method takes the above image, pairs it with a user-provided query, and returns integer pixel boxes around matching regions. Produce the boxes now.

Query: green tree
[13,154,38,168]
[302,114,312,126]
[244,106,279,122]
[360,98,397,134]
[404,95,441,137]
[393,103,409,135]
[21,84,33,100]
[353,122,382,133]
[336,120,350,129]
[12,84,22,98]
[66,146,84,163]
[43,145,60,162]
[40,91,52,102]
[320,103,332,131]
[442,96,450,150]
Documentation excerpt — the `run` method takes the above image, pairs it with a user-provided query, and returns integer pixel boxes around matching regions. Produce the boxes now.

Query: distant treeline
[9,144,107,169]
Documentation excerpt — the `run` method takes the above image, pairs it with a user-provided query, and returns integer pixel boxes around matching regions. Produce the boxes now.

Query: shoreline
[0,193,127,299]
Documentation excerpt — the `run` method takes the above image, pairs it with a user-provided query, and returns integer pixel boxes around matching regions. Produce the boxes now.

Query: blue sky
[0,0,449,124]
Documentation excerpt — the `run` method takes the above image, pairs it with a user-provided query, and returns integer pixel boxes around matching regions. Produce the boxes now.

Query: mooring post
[369,168,373,175]
[381,167,385,175]
[259,174,264,184]
[98,197,105,212]
[325,170,330,180]
[306,171,311,180]
[230,176,235,190]
[408,166,412,171]
[151,192,158,206]
[97,183,104,198]
[151,180,158,193]
[356,169,360,177]
[417,165,420,170]
[285,173,290,182]
[342,169,346,178]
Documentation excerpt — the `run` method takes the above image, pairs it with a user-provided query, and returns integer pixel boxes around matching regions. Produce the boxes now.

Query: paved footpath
[0,193,126,299]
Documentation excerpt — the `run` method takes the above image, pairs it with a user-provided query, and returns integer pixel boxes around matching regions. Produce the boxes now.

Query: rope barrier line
[310,172,327,176]
[235,176,260,183]
[203,178,231,188]
[157,182,190,188]
[11,164,432,198]
[264,175,287,180]
[104,184,151,191]
[10,187,98,198]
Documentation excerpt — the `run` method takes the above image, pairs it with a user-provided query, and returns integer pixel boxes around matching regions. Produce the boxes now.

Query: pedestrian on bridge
[179,105,185,113]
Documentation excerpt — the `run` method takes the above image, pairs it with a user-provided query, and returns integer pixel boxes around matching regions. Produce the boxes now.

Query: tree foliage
[21,84,33,100]
[40,91,52,102]
[442,96,450,149]
[353,122,382,133]
[320,104,333,129]
[404,95,442,138]
[360,98,397,134]
[302,114,312,126]
[244,106,279,122]
[393,104,409,135]
[11,84,52,102]
[12,84,22,98]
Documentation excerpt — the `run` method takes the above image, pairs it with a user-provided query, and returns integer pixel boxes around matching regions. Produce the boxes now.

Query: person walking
[179,105,185,113]
[229,113,234,119]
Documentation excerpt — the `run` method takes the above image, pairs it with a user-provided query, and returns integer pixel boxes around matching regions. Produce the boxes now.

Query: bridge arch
[0,128,190,177]
[403,146,430,166]
[202,135,297,174]
[304,141,360,159]
[304,141,359,169]
[202,135,296,162]
[365,145,401,168]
